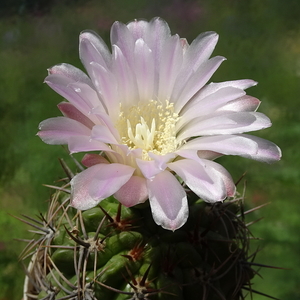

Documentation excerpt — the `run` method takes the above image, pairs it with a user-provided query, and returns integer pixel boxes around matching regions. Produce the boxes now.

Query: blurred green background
[0,0,299,299]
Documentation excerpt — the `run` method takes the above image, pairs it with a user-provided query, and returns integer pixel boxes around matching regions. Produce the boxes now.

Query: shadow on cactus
[18,159,281,300]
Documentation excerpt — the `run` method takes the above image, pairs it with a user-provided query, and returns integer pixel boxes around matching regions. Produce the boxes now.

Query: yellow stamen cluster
[116,100,180,160]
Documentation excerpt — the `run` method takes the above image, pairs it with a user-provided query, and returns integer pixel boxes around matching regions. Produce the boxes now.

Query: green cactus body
[20,169,260,300]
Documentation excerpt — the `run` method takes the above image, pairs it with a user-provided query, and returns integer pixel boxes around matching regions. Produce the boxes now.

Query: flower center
[116,100,180,160]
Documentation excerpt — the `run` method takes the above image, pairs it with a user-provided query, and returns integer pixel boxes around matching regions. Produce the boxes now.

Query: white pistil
[116,100,181,160]
[127,118,156,151]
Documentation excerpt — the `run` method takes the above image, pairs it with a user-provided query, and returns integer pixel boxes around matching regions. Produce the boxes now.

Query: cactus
[18,159,275,300]
[19,17,281,300]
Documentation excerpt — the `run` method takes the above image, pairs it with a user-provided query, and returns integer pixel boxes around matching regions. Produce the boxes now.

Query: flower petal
[89,62,119,119]
[79,30,111,73]
[126,19,149,40]
[136,153,175,179]
[45,74,103,122]
[133,38,155,101]
[218,95,261,112]
[168,155,235,199]
[48,63,93,87]
[173,56,226,112]
[168,159,233,202]
[136,159,163,180]
[176,148,222,161]
[112,45,139,107]
[68,136,111,154]
[181,134,259,156]
[37,117,90,145]
[91,108,121,141]
[91,124,119,144]
[114,175,148,207]
[81,154,109,167]
[190,79,257,103]
[88,164,135,200]
[148,152,177,170]
[179,134,281,163]
[177,112,271,141]
[176,86,247,131]
[204,160,236,197]
[147,170,188,231]
[142,18,172,94]
[71,163,135,210]
[136,17,171,65]
[157,34,183,101]
[171,32,219,107]
[235,134,282,163]
[58,102,95,129]
[182,31,219,72]
[111,21,135,67]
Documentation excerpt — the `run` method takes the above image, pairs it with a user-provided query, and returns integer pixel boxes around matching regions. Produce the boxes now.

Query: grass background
[0,0,299,299]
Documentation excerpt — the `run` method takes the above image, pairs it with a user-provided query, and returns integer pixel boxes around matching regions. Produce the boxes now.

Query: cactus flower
[38,17,281,230]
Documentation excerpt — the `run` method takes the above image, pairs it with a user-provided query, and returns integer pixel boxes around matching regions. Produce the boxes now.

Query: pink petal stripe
[111,21,135,68]
[68,136,112,154]
[237,134,282,162]
[106,144,142,166]
[91,124,119,144]
[204,160,236,197]
[71,166,103,210]
[179,134,281,162]
[38,117,90,145]
[157,34,183,101]
[143,18,172,95]
[58,102,95,129]
[81,154,109,167]
[218,95,261,112]
[71,163,135,210]
[91,108,121,141]
[136,159,164,180]
[89,62,119,119]
[146,17,171,43]
[133,39,155,101]
[147,170,188,230]
[177,148,222,161]
[176,86,246,131]
[171,32,218,102]
[183,31,219,72]
[127,19,149,41]
[148,152,177,170]
[114,175,148,207]
[88,163,135,200]
[168,159,228,202]
[136,152,176,179]
[45,74,102,123]
[48,63,93,87]
[192,79,257,102]
[68,81,105,113]
[177,112,271,141]
[180,135,259,157]
[174,56,226,113]
[112,45,139,107]
[79,30,111,72]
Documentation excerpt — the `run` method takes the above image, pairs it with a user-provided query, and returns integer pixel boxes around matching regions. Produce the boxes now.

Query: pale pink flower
[38,18,281,230]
